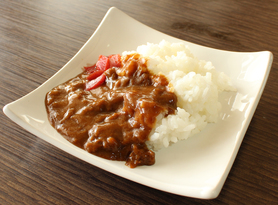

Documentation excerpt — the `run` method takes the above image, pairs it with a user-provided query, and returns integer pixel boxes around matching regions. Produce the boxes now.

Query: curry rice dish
[45,40,235,168]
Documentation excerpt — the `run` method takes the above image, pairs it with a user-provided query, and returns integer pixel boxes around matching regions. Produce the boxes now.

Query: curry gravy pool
[45,54,177,168]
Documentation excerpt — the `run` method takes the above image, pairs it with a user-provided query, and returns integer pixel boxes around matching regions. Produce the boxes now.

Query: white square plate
[3,7,273,199]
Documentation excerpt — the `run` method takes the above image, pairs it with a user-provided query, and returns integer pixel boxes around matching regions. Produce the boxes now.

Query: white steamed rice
[123,40,236,151]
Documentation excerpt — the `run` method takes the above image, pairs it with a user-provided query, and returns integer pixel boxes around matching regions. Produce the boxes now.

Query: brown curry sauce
[45,54,177,168]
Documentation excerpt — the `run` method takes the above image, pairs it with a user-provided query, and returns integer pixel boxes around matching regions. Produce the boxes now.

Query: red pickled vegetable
[109,54,121,68]
[84,64,97,73]
[86,73,106,90]
[87,70,104,81]
[96,55,110,71]
[85,54,122,90]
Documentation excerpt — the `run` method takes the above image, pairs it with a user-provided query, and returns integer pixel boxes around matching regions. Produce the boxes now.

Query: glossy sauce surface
[45,54,177,167]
